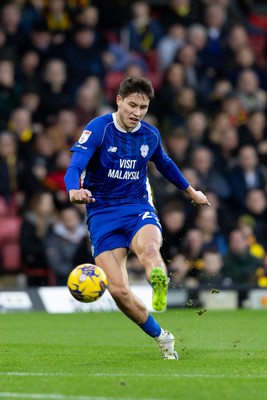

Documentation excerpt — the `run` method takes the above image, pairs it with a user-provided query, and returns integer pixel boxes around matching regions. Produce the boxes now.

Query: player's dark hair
[118,77,154,101]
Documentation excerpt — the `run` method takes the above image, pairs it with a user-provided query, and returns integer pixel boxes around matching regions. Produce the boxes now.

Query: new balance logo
[107,146,117,152]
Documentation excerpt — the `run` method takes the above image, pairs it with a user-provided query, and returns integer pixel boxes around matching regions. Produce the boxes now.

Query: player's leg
[130,225,178,359]
[130,224,169,312]
[130,224,165,279]
[95,247,149,324]
[95,247,178,359]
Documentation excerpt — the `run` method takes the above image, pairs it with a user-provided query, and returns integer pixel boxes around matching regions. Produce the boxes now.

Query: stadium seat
[0,196,9,217]
[1,242,21,272]
[248,33,267,67]
[0,216,22,274]
[0,216,22,243]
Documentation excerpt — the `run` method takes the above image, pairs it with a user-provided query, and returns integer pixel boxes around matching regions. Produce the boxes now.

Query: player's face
[116,93,150,131]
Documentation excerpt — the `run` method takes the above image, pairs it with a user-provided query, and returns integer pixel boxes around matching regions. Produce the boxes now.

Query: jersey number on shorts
[139,211,161,226]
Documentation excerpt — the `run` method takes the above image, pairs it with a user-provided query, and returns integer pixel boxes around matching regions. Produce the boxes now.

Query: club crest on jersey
[78,130,92,144]
[140,144,149,158]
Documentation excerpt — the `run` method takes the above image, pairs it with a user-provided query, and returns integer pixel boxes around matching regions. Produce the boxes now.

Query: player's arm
[151,141,210,206]
[65,118,105,204]
[64,152,95,204]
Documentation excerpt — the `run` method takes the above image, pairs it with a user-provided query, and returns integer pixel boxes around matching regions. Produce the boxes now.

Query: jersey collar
[112,112,141,133]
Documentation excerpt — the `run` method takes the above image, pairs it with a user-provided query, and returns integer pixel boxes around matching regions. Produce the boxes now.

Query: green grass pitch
[0,309,267,400]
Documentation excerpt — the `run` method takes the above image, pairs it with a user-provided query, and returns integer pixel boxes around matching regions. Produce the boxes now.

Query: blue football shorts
[87,203,162,258]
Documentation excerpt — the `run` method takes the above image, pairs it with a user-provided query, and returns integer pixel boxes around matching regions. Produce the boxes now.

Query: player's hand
[185,186,211,207]
[69,189,95,204]
[190,191,211,206]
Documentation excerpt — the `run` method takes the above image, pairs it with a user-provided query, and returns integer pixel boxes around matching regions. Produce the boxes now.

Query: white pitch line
[0,394,157,400]
[0,372,267,379]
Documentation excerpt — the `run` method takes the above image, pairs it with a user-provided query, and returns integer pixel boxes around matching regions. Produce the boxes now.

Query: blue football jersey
[70,113,189,206]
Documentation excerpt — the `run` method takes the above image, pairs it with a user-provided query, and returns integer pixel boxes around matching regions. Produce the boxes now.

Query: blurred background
[0,0,267,309]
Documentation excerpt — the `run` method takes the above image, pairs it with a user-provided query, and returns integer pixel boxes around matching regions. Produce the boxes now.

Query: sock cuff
[139,314,162,338]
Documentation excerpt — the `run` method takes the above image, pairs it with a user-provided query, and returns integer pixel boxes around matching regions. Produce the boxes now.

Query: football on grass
[67,263,108,303]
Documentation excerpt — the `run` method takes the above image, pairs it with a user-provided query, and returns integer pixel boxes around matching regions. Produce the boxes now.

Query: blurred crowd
[0,0,267,290]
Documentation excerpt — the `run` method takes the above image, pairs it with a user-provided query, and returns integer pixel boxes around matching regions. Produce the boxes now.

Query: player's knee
[108,284,130,302]
[138,242,160,264]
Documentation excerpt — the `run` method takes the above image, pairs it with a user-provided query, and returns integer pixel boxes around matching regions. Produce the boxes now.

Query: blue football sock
[139,314,162,338]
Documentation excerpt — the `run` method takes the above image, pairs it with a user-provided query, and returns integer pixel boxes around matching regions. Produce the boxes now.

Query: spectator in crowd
[74,5,106,50]
[194,206,228,256]
[168,85,197,127]
[8,107,36,161]
[178,166,202,215]
[16,49,41,93]
[74,77,103,127]
[63,23,105,90]
[219,91,247,127]
[235,69,267,113]
[185,110,209,148]
[20,191,57,286]
[21,132,56,198]
[157,23,186,71]
[204,189,234,235]
[200,3,229,78]
[180,228,205,278]
[186,23,208,54]
[198,250,223,287]
[208,78,233,116]
[26,20,54,68]
[155,62,186,123]
[0,2,26,50]
[160,200,187,263]
[39,58,73,125]
[44,0,72,35]
[102,32,147,74]
[0,58,22,128]
[186,22,215,100]
[43,0,73,46]
[257,254,267,288]
[190,145,231,200]
[0,24,16,62]
[0,131,20,204]
[206,111,231,146]
[180,166,201,192]
[227,45,267,91]
[238,111,267,166]
[227,145,267,211]
[19,85,43,129]
[165,126,190,166]
[174,43,201,95]
[244,189,267,250]
[211,124,239,172]
[44,149,71,208]
[46,108,80,151]
[224,24,251,66]
[121,1,164,59]
[222,229,262,286]
[162,0,199,29]
[236,214,265,259]
[19,0,45,35]
[44,206,92,285]
[168,253,198,288]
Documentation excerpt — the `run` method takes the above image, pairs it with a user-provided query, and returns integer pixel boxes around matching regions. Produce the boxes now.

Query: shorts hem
[94,245,129,259]
[128,220,162,246]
